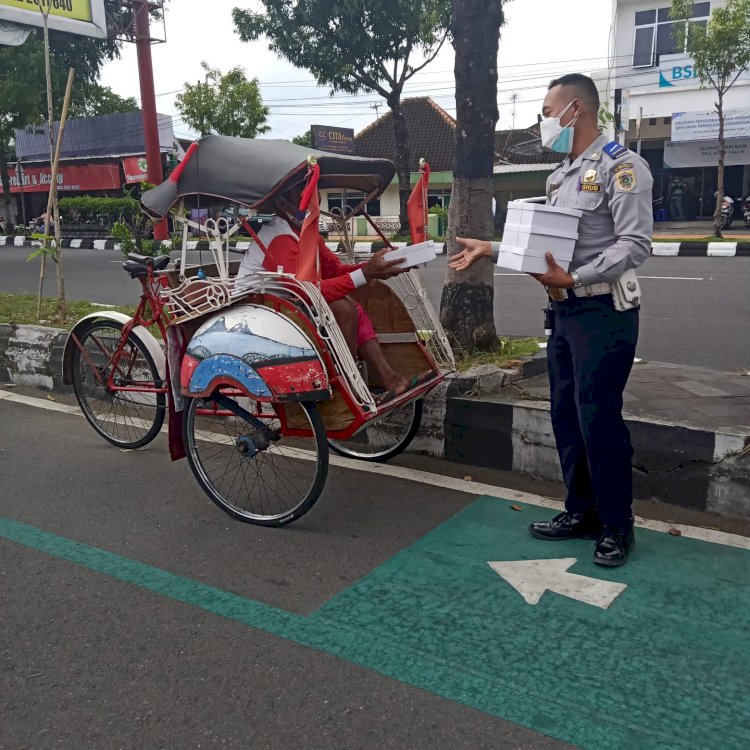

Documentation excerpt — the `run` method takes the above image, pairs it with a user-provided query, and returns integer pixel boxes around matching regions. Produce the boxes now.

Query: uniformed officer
[450,73,653,566]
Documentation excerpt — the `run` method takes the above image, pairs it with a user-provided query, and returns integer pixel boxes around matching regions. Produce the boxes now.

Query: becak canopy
[141,135,396,218]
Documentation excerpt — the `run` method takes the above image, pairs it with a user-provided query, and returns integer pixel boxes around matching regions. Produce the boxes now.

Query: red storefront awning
[9,163,121,194]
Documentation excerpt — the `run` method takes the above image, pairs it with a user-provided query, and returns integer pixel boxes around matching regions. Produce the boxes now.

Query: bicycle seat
[122,254,170,277]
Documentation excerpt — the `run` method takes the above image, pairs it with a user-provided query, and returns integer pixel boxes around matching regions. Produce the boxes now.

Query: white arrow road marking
[488,558,627,609]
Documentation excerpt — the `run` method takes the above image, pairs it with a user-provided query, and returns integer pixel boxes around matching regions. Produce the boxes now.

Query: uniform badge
[616,169,636,192]
[584,169,597,183]
[547,183,560,200]
[613,162,634,174]
[580,183,601,192]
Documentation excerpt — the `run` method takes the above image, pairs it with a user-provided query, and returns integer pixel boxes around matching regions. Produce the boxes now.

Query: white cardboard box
[384,240,436,269]
[497,248,568,274]
[497,201,581,274]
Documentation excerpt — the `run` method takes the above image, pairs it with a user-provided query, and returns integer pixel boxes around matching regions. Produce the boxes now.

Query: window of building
[326,191,380,216]
[427,189,451,209]
[649,118,658,125]
[632,3,710,68]
[664,117,672,125]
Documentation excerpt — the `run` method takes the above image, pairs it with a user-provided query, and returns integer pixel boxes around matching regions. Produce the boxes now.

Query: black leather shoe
[594,527,635,567]
[529,511,603,541]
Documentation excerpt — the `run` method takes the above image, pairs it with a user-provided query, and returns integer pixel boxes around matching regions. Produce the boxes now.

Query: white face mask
[539,100,578,153]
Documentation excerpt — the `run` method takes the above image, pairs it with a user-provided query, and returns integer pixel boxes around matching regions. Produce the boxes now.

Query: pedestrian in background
[668,175,685,220]
[450,73,653,566]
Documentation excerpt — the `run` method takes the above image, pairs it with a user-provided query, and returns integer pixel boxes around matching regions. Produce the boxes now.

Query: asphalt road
[2,392,750,749]
[1,246,748,372]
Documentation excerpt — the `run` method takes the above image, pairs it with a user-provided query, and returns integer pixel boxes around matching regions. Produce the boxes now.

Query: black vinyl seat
[122,253,171,277]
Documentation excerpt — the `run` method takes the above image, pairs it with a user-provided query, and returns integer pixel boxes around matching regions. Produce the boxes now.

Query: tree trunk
[440,0,503,352]
[388,94,412,235]
[714,94,725,239]
[0,140,10,196]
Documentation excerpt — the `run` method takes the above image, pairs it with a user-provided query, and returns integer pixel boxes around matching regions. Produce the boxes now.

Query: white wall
[611,0,750,122]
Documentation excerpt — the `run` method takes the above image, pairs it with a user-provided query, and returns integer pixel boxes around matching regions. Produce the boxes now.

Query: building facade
[609,0,750,218]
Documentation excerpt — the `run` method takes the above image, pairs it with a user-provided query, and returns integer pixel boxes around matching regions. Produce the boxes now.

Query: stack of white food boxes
[497,202,582,274]
[383,240,436,269]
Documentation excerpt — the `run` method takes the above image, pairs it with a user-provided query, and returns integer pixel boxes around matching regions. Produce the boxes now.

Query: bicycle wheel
[183,393,328,527]
[328,399,422,462]
[71,320,166,449]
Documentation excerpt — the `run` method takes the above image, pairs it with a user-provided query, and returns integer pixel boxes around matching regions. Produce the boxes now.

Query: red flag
[407,161,431,244]
[296,161,321,283]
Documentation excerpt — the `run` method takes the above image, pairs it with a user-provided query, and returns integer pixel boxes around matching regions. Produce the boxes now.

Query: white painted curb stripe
[0,236,7,245]
[1,387,748,551]
[70,239,82,248]
[13,236,26,246]
[651,242,681,256]
[235,242,251,250]
[186,241,198,250]
[93,239,107,250]
[707,242,737,257]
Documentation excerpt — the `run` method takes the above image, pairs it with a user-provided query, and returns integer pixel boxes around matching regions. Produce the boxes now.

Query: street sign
[0,0,107,39]
[488,557,627,608]
[311,125,355,155]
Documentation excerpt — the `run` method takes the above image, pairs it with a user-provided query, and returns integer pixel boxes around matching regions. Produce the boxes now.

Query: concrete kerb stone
[442,394,750,519]
[1,322,748,518]
[3,235,750,259]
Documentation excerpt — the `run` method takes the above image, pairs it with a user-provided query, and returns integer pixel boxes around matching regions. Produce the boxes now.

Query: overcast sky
[99,0,614,142]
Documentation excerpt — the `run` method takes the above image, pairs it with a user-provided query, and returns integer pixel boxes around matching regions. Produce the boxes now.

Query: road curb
[442,395,750,520]
[3,235,750,256]
[1,322,748,520]
[651,240,750,256]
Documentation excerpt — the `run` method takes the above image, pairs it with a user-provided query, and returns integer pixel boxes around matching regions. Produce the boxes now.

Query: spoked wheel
[328,398,422,462]
[183,393,328,526]
[71,320,165,449]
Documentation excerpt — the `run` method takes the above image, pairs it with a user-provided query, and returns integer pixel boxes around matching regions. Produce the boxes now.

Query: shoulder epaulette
[603,141,628,160]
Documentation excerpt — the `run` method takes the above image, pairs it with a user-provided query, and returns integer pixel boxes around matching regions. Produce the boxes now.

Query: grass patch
[0,293,138,329]
[455,337,544,372]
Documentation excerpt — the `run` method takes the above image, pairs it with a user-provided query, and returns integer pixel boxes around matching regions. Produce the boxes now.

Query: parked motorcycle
[742,195,750,229]
[719,194,735,230]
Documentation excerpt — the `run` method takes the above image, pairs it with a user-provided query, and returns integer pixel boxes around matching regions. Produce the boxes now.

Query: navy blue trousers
[547,294,639,530]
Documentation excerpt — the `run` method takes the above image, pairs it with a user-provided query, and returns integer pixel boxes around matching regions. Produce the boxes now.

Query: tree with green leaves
[440,0,505,351]
[175,62,270,139]
[671,0,750,237]
[233,0,452,233]
[291,130,313,148]
[0,2,134,195]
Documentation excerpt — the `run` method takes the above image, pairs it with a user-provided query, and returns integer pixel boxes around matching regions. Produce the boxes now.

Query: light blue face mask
[540,101,578,153]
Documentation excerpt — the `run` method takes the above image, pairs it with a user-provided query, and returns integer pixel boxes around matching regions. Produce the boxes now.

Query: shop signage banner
[311,125,355,155]
[9,163,121,193]
[123,156,149,184]
[663,139,750,168]
[672,108,750,142]
[0,0,106,39]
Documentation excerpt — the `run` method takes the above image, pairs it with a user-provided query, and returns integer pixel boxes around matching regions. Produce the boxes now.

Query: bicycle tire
[328,399,422,462]
[71,320,165,449]
[184,394,328,527]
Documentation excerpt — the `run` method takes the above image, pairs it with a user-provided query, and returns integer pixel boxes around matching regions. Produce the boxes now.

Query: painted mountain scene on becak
[187,305,317,368]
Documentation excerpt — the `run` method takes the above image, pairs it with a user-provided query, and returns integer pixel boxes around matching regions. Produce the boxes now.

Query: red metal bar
[134,0,168,241]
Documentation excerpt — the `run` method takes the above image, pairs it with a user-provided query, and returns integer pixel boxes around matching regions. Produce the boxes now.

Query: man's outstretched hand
[530,252,574,289]
[362,248,408,282]
[448,237,492,271]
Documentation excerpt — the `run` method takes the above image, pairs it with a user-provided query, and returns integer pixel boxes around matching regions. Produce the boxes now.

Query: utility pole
[510,93,518,131]
[370,102,381,119]
[134,0,168,240]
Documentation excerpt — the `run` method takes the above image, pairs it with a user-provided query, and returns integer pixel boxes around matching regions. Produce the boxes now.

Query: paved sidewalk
[515,360,750,433]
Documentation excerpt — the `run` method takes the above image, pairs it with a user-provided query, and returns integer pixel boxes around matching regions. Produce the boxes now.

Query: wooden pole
[37,7,54,318]
[52,68,75,320]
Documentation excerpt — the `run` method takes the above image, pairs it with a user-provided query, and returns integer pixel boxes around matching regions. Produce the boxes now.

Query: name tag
[580,183,601,192]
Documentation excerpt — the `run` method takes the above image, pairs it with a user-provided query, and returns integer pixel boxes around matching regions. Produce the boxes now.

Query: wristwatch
[570,271,584,289]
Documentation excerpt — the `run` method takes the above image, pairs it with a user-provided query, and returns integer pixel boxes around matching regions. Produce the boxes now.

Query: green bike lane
[2,394,750,748]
